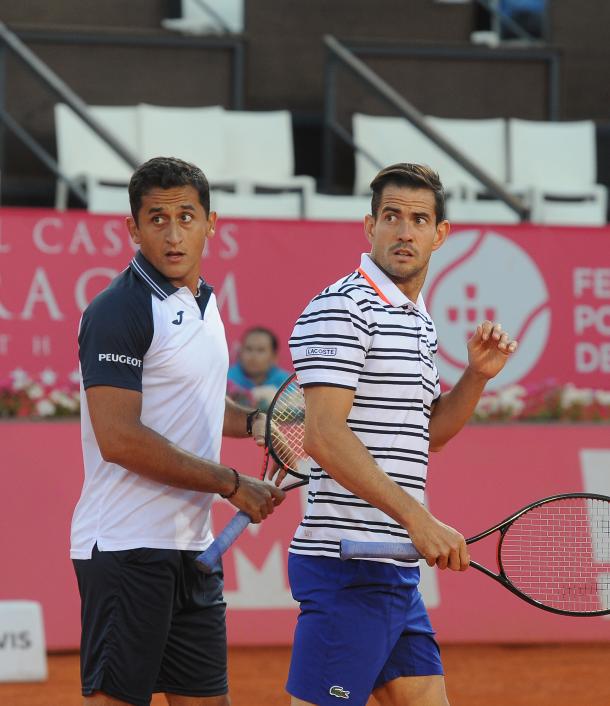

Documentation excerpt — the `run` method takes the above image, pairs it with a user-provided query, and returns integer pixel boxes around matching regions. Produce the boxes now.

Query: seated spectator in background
[227,327,291,411]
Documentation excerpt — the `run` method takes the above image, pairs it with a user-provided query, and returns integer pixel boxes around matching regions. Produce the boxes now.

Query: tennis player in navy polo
[70,157,284,706]
[284,164,518,706]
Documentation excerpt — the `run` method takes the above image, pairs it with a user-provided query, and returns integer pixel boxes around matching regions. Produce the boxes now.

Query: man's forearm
[101,420,236,495]
[223,395,258,438]
[428,366,488,451]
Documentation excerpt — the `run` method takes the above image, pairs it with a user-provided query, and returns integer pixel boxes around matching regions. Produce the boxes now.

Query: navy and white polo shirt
[70,251,229,559]
[288,253,441,565]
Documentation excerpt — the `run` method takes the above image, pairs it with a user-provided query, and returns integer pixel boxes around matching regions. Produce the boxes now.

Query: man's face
[364,185,449,300]
[126,185,216,292]
[239,332,276,378]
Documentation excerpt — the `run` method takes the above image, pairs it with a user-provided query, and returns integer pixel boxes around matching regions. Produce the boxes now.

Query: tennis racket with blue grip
[196,373,308,572]
[341,492,610,617]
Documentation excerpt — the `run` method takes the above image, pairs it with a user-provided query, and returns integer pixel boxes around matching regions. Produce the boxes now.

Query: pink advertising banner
[1,422,609,650]
[0,208,609,391]
[1,211,609,650]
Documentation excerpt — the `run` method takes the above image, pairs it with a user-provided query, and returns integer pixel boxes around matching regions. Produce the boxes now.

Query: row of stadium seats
[354,114,606,226]
[86,178,373,222]
[54,104,315,213]
[55,103,607,224]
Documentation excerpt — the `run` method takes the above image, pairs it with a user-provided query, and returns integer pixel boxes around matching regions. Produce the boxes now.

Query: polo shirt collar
[131,251,211,302]
[357,253,425,311]
[129,251,178,300]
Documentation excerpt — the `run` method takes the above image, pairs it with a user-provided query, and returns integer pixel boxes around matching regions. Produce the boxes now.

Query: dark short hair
[128,156,211,222]
[370,163,445,223]
[242,327,279,353]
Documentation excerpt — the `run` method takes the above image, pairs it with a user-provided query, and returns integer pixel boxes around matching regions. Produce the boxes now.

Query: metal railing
[323,35,561,220]
[0,22,245,206]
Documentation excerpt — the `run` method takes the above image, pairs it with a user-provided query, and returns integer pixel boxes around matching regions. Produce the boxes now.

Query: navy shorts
[73,544,227,706]
[286,553,443,706]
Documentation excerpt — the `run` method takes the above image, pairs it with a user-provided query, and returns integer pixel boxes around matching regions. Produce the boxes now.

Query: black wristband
[246,408,262,436]
[220,468,240,499]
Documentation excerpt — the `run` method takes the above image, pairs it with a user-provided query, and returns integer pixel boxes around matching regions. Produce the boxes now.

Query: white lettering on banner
[580,449,610,619]
[0,334,9,354]
[67,222,96,255]
[20,268,64,321]
[75,268,118,312]
[216,272,242,324]
[219,224,239,259]
[32,336,52,356]
[574,268,610,298]
[573,268,610,375]
[102,221,124,256]
[202,224,239,260]
[575,343,610,373]
[0,274,13,319]
[0,221,11,253]
[574,305,610,335]
[33,216,133,256]
[32,217,62,254]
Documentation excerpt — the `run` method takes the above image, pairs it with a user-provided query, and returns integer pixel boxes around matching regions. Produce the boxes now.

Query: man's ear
[432,219,450,252]
[126,216,140,245]
[364,213,375,246]
[208,210,218,236]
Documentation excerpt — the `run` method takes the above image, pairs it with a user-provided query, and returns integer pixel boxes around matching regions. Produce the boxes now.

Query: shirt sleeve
[289,291,371,390]
[433,370,441,403]
[428,318,441,402]
[78,287,154,392]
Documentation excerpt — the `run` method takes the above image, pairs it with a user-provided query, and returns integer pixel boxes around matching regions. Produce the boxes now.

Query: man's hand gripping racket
[196,374,308,572]
[340,493,610,617]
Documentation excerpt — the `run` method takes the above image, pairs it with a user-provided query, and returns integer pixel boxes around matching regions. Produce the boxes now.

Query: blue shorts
[286,553,443,706]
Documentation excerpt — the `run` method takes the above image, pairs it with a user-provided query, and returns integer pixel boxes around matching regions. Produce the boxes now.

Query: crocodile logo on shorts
[329,685,350,699]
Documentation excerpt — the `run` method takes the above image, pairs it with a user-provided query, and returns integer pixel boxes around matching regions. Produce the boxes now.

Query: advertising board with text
[0,209,609,391]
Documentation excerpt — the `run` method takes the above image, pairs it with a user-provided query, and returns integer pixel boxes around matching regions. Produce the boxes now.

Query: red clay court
[2,644,610,706]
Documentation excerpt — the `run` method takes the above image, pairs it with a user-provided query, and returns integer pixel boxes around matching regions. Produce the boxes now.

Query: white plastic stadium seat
[162,0,244,35]
[428,116,507,196]
[446,195,520,224]
[137,104,228,186]
[508,118,607,225]
[220,110,315,206]
[54,103,138,210]
[212,191,301,219]
[305,193,371,221]
[352,113,507,198]
[86,177,131,215]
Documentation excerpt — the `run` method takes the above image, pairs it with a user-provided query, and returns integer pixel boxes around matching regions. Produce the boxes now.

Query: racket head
[496,493,610,616]
[263,373,309,481]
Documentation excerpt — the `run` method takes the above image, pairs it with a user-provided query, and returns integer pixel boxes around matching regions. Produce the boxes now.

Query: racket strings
[501,497,610,614]
[268,381,308,475]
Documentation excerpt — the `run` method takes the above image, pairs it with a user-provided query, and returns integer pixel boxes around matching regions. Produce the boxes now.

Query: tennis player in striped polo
[284,163,518,706]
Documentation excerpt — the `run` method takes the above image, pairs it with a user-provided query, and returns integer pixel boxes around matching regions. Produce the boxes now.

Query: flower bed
[2,370,609,423]
[473,381,610,423]
[0,369,80,418]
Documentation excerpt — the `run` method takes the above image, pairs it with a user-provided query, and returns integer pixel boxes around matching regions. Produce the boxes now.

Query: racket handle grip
[195,511,251,573]
[340,539,422,562]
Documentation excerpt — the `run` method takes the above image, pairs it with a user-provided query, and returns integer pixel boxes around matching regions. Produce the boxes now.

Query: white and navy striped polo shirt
[288,253,441,564]
[70,250,229,559]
